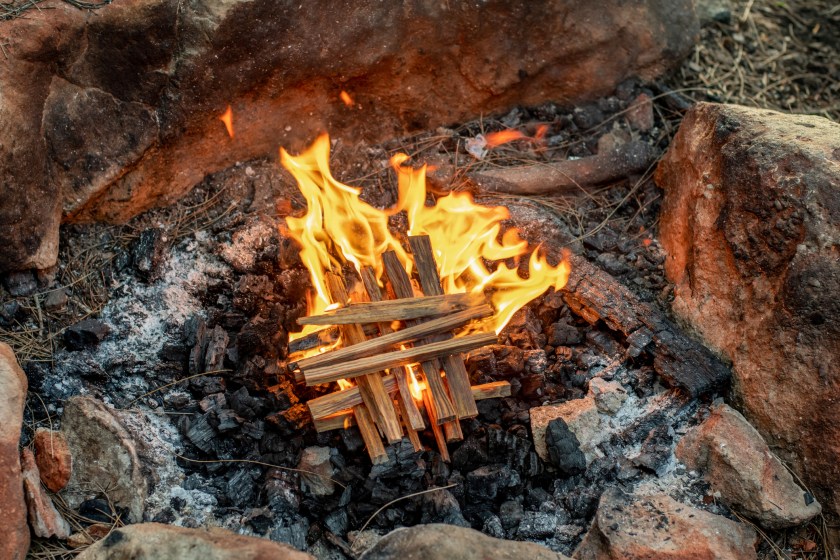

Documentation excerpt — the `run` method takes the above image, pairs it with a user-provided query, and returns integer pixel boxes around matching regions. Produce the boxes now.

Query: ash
[21,93,723,558]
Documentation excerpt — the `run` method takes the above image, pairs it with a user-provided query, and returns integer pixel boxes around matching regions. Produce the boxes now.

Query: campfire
[280,135,570,462]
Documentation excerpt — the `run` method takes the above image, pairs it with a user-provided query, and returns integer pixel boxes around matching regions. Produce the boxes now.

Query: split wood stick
[382,251,456,424]
[395,397,424,452]
[408,235,479,419]
[308,374,397,420]
[361,267,426,432]
[312,381,511,432]
[325,272,403,444]
[422,389,450,462]
[291,304,493,371]
[303,332,496,386]
[443,418,464,443]
[288,323,379,356]
[353,404,389,465]
[297,292,483,326]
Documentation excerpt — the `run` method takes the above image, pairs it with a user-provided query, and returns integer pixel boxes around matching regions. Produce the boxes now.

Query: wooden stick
[297,293,483,326]
[361,267,426,432]
[383,251,456,424]
[422,389,450,462]
[291,304,493,371]
[395,398,424,452]
[325,272,403,444]
[443,418,464,443]
[353,404,389,465]
[288,323,378,356]
[302,332,496,386]
[409,235,479,419]
[308,374,398,420]
[312,381,511,432]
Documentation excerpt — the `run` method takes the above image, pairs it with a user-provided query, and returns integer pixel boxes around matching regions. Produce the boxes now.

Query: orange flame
[283,134,570,337]
[339,91,354,107]
[484,129,526,147]
[219,105,234,139]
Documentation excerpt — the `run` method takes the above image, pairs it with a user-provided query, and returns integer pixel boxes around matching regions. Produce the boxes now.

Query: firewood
[325,273,403,444]
[465,141,656,195]
[308,374,398,420]
[311,381,511,433]
[382,251,457,423]
[288,323,378,356]
[561,254,730,396]
[353,404,389,465]
[394,397,424,452]
[297,292,484,326]
[423,389,450,462]
[301,332,497,386]
[409,235,478,418]
[290,304,493,371]
[360,266,426,432]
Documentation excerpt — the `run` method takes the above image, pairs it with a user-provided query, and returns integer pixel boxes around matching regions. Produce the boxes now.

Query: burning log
[465,141,656,195]
[561,254,730,396]
[409,235,479,419]
[324,273,403,447]
[291,304,493,372]
[301,332,497,386]
[297,292,484,326]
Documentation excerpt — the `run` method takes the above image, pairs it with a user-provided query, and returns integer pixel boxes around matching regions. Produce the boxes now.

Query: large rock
[60,396,147,522]
[655,103,840,514]
[0,343,30,560]
[75,522,314,560]
[361,523,571,560]
[0,0,698,274]
[676,404,821,529]
[574,489,758,560]
[20,448,72,539]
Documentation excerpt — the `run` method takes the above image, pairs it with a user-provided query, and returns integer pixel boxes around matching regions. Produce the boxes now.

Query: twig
[356,483,459,535]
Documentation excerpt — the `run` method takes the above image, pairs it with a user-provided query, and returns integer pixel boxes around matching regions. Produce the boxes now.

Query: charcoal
[270,517,309,551]
[545,418,586,476]
[340,429,364,454]
[264,474,300,516]
[185,413,217,453]
[199,393,227,412]
[465,347,496,380]
[64,319,111,350]
[203,325,229,372]
[499,500,524,530]
[525,486,552,510]
[516,511,558,539]
[163,390,190,410]
[3,270,37,296]
[152,508,176,524]
[78,498,127,524]
[452,437,488,472]
[44,288,69,311]
[420,490,469,527]
[547,320,583,346]
[492,346,524,377]
[324,509,349,535]
[242,420,265,440]
[481,514,505,538]
[229,387,267,419]
[214,409,243,432]
[518,374,545,400]
[190,375,226,395]
[159,341,187,363]
[572,104,605,130]
[595,252,630,276]
[244,507,274,534]
[55,352,109,381]
[133,228,167,282]
[476,399,502,424]
[233,275,274,314]
[226,467,259,507]
[631,424,673,474]
[585,329,620,356]
[523,350,548,374]
[0,299,22,326]
[466,465,519,502]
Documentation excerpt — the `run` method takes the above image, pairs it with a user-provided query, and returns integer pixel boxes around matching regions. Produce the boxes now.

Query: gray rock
[60,396,147,523]
[676,404,822,529]
[298,446,335,497]
[361,524,571,560]
[588,377,627,415]
[75,522,314,560]
[530,396,605,466]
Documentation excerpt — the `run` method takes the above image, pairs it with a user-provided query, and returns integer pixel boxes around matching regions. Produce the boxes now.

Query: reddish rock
[626,93,655,132]
[20,448,71,539]
[75,522,314,560]
[0,0,698,275]
[655,103,840,515]
[33,428,72,492]
[574,489,758,560]
[0,343,30,560]
[677,404,821,529]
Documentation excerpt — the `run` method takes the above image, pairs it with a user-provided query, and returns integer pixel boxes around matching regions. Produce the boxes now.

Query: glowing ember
[339,91,354,107]
[283,134,570,338]
[219,105,234,139]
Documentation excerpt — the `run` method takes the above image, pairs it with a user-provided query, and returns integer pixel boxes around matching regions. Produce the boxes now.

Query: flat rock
[0,0,697,275]
[33,428,73,492]
[20,448,71,539]
[75,522,314,560]
[588,377,627,415]
[297,446,335,497]
[574,489,758,560]
[360,523,571,560]
[677,404,821,528]
[0,343,30,559]
[530,396,604,465]
[656,103,840,515]
[60,396,147,522]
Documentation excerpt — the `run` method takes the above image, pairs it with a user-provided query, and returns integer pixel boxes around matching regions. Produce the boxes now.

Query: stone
[588,377,627,415]
[75,522,314,560]
[676,404,822,529]
[20,448,72,539]
[297,446,335,497]
[63,319,112,350]
[361,524,571,560]
[33,428,73,492]
[530,396,604,465]
[625,93,654,132]
[574,489,758,560]
[0,343,30,560]
[60,396,147,522]
[0,0,697,276]
[655,103,840,515]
